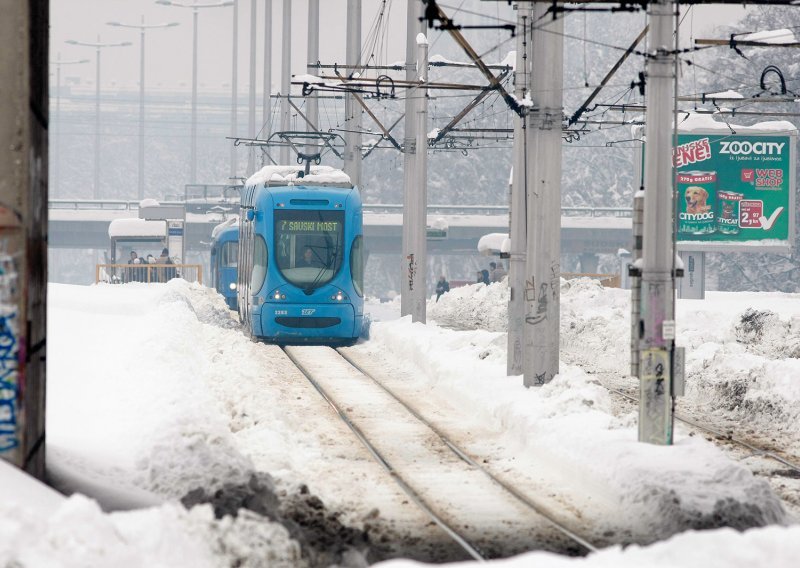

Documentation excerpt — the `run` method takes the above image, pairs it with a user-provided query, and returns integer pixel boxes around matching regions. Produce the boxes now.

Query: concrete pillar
[0,1,48,479]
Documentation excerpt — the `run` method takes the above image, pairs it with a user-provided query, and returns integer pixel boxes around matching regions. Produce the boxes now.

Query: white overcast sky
[50,0,747,93]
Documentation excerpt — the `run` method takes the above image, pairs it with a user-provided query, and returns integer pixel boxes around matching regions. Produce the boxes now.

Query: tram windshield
[274,209,345,291]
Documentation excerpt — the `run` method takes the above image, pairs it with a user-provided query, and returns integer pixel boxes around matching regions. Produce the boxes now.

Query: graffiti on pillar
[406,253,417,291]
[0,248,19,454]
[524,262,560,326]
[525,279,549,325]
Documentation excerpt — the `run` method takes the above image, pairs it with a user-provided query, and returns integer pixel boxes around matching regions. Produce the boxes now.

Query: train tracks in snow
[564,348,800,517]
[282,345,599,562]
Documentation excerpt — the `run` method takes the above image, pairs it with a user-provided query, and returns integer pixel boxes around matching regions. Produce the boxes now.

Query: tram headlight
[229,282,237,291]
[273,290,286,300]
[331,290,345,301]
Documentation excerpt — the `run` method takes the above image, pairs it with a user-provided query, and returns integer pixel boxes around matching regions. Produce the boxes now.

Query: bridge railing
[363,204,633,217]
[53,200,633,218]
[95,264,203,285]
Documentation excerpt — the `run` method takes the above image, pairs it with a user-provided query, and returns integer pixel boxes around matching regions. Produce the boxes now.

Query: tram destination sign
[673,129,796,253]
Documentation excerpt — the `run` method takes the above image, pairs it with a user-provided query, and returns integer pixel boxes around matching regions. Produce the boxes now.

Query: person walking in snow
[477,269,490,285]
[435,275,450,302]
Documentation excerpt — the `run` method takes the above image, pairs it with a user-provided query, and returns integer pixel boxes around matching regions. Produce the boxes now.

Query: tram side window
[350,235,364,297]
[221,241,238,267]
[250,235,268,294]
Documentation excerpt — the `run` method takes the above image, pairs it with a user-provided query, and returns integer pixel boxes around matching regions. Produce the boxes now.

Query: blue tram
[210,217,239,310]
[237,165,365,345]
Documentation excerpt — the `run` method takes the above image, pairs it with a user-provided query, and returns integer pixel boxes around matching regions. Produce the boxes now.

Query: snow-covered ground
[2,279,799,566]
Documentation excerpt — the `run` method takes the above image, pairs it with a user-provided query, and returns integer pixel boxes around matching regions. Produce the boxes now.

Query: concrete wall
[0,1,49,478]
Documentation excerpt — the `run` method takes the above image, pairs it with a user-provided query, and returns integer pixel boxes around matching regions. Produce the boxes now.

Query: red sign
[739,200,763,228]
[741,169,754,182]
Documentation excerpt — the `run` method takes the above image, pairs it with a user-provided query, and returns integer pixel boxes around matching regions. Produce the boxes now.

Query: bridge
[49,200,632,264]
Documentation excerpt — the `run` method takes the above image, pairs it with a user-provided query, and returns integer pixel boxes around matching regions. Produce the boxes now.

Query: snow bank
[375,278,788,544]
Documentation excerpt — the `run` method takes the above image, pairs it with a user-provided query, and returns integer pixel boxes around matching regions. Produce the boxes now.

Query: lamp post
[156,0,233,184]
[107,17,179,201]
[65,36,132,199]
[50,54,89,198]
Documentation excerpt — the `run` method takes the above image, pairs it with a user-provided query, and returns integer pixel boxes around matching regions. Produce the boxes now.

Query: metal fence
[95,264,203,285]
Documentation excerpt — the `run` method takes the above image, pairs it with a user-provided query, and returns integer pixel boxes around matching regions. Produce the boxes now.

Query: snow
[210,215,238,239]
[677,113,797,134]
[739,28,798,44]
[706,90,744,99]
[244,165,352,187]
[108,218,167,238]
[2,279,799,565]
[415,33,428,46]
[477,232,510,255]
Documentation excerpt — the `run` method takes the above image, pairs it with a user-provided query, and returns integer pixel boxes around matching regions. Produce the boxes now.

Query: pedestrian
[477,269,490,285]
[158,248,176,281]
[489,261,507,283]
[435,275,450,302]
[126,251,141,282]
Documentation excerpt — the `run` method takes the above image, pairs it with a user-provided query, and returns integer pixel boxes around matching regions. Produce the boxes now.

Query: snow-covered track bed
[567,349,800,519]
[283,345,598,561]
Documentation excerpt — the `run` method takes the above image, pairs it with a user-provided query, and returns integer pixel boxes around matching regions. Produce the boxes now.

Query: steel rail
[281,347,487,563]
[606,384,800,474]
[336,348,599,555]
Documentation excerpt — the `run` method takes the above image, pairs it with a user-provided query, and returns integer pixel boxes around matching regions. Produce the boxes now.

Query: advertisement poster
[674,131,795,252]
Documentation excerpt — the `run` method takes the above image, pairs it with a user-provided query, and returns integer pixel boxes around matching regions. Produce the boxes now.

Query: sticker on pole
[662,320,676,340]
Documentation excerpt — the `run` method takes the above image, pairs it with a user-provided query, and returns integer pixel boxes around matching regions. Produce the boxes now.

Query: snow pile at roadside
[371,285,788,541]
[427,276,800,444]
[427,279,509,331]
[0,460,301,568]
[678,293,800,439]
[48,281,255,501]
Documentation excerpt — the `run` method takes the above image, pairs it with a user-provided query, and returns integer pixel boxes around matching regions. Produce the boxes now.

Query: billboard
[673,128,796,252]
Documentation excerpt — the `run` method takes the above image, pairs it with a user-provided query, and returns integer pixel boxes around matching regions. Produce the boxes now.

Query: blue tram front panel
[258,302,360,343]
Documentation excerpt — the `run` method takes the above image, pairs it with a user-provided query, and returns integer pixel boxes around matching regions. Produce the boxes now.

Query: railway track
[607,383,800,476]
[564,347,800,517]
[282,345,599,562]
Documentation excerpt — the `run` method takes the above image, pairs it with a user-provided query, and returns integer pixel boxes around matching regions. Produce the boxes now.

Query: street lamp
[50,54,89,199]
[107,17,179,201]
[156,0,234,184]
[65,36,132,200]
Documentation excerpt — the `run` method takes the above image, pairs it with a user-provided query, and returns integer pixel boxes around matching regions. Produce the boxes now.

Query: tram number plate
[302,309,316,315]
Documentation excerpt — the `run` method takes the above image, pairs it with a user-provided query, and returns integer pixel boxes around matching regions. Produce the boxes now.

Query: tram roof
[211,216,239,240]
[245,165,353,189]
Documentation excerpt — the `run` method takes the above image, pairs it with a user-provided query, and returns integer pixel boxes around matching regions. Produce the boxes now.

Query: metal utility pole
[262,0,273,165]
[107,17,179,201]
[306,0,320,156]
[400,0,424,321]
[0,0,48,478]
[247,0,257,174]
[416,33,429,316]
[638,0,677,445]
[156,1,233,184]
[64,36,131,199]
[507,3,530,375]
[343,0,362,187]
[523,4,564,387]
[280,0,291,164]
[231,0,239,179]
[50,55,89,198]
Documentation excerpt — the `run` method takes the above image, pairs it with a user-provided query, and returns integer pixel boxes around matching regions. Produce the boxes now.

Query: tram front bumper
[260,303,359,343]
